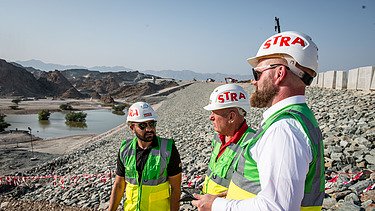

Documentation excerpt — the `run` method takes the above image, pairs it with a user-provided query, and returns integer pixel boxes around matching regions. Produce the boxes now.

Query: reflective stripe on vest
[203,128,255,195]
[227,104,324,209]
[119,136,173,211]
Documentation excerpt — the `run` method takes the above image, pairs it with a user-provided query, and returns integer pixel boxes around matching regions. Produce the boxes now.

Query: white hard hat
[247,31,318,85]
[126,102,158,122]
[204,84,250,113]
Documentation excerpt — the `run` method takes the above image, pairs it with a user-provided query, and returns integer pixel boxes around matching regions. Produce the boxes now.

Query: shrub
[112,110,125,115]
[112,104,127,112]
[11,99,21,105]
[65,111,87,122]
[0,113,11,132]
[38,109,51,121]
[9,105,19,110]
[60,103,73,110]
[65,121,87,128]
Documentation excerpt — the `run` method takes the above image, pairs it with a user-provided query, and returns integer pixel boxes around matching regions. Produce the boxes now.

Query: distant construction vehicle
[206,78,215,82]
[225,77,238,83]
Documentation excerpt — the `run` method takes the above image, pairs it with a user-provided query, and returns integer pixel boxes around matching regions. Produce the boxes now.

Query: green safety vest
[119,136,173,211]
[202,127,255,195]
[226,104,325,210]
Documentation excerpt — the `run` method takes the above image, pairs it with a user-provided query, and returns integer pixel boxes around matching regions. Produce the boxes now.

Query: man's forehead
[213,107,233,114]
[257,57,286,66]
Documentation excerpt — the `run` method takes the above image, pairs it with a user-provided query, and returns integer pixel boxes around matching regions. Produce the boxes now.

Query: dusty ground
[0,98,108,115]
[0,197,92,211]
[0,132,96,176]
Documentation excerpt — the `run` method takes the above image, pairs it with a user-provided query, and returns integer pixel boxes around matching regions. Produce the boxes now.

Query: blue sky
[0,0,374,75]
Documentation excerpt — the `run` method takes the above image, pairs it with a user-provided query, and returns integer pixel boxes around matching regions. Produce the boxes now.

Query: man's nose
[251,79,257,86]
[209,112,214,121]
[144,125,153,131]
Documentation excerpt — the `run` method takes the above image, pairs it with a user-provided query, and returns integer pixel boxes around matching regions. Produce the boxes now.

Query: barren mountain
[2,59,178,101]
[0,59,47,97]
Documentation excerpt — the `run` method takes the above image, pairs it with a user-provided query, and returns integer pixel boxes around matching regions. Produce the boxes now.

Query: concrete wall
[308,66,374,91]
[310,74,318,87]
[317,72,324,88]
[323,71,336,89]
[336,71,348,90]
[357,66,374,91]
[347,68,359,90]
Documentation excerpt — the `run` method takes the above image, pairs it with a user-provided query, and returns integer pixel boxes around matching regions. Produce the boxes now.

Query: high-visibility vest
[119,136,173,211]
[202,128,255,195]
[226,104,325,210]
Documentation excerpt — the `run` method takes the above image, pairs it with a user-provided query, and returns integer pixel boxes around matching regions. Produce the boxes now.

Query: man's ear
[129,124,135,132]
[228,110,236,123]
[275,66,287,85]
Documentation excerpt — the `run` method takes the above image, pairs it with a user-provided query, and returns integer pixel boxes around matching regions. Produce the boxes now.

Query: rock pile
[0,82,374,210]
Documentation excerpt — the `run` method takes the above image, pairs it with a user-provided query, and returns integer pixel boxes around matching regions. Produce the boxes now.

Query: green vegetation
[112,104,127,111]
[38,109,51,121]
[0,113,11,132]
[65,111,87,122]
[9,105,19,110]
[65,121,87,128]
[59,103,73,110]
[11,99,21,105]
[112,103,127,115]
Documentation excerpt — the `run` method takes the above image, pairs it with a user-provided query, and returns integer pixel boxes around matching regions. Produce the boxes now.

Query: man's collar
[262,95,306,124]
[218,121,248,144]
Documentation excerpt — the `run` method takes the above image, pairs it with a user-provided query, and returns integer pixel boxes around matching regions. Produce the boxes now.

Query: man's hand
[192,193,218,211]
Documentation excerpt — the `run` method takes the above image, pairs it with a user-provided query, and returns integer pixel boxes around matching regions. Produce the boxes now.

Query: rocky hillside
[0,59,47,97]
[37,70,86,99]
[1,59,176,100]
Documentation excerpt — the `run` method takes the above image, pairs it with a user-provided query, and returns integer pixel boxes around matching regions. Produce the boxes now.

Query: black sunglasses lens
[150,122,157,128]
[252,68,259,81]
[137,121,157,130]
[138,123,147,130]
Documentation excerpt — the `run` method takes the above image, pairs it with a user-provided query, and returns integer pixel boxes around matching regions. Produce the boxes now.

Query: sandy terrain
[0,132,96,176]
[0,98,109,115]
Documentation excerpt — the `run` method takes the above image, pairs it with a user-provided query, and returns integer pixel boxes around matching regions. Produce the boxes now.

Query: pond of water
[4,109,126,139]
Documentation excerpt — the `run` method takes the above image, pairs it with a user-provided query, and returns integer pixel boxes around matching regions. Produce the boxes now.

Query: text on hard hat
[263,35,305,49]
[128,108,139,117]
[144,112,152,117]
[217,92,246,103]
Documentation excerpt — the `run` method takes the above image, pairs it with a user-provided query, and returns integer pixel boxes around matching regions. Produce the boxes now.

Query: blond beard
[250,78,279,108]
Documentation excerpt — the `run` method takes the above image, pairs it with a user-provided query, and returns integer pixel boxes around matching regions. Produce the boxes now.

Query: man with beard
[192,31,325,211]
[109,102,182,211]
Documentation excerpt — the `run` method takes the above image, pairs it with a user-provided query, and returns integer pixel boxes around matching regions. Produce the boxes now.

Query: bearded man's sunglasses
[135,121,157,130]
[252,64,289,81]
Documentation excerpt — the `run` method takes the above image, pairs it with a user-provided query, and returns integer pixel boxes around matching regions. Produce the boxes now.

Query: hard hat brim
[247,53,287,68]
[203,104,216,111]
[126,117,157,123]
[204,104,250,113]
[247,56,259,68]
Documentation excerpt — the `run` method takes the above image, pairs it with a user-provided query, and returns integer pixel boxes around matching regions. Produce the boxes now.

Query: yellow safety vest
[203,128,255,195]
[120,136,173,211]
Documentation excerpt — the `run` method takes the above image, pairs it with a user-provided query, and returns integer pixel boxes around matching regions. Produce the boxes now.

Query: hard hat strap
[285,57,314,86]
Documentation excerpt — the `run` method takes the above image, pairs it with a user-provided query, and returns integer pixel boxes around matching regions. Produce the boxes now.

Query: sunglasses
[135,121,157,130]
[252,64,289,81]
